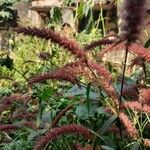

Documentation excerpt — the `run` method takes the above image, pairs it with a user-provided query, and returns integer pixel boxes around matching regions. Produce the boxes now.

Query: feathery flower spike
[0,94,31,114]
[99,42,150,63]
[34,124,93,150]
[119,0,146,42]
[87,61,113,82]
[121,101,150,114]
[14,27,85,59]
[100,79,119,106]
[28,68,79,85]
[140,88,150,105]
[0,124,19,132]
[119,112,138,139]
[143,139,150,148]
[84,36,117,50]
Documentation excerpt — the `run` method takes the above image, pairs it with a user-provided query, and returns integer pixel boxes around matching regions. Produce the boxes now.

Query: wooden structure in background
[29,0,116,28]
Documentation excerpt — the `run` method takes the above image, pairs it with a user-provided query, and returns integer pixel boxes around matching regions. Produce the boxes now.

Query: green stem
[99,0,106,36]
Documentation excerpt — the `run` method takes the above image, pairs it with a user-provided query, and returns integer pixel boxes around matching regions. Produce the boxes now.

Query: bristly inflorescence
[0,94,31,114]
[12,111,37,121]
[28,67,80,85]
[0,124,19,132]
[98,42,150,63]
[87,61,113,82]
[12,4,150,147]
[119,0,146,42]
[14,27,85,59]
[143,139,150,148]
[119,112,138,139]
[34,124,93,150]
[84,36,117,50]
[140,88,150,105]
[120,101,150,114]
[28,61,85,86]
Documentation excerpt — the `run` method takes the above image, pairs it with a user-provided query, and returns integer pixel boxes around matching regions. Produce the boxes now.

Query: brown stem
[51,105,74,128]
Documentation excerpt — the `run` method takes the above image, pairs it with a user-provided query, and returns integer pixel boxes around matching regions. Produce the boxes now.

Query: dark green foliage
[0,56,13,70]
[0,0,18,27]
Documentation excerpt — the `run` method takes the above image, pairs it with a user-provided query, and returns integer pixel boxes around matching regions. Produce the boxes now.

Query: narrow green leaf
[86,82,91,113]
[131,142,140,150]
[28,129,47,141]
[75,104,96,119]
[37,97,46,127]
[77,1,84,20]
[89,129,108,143]
[144,39,150,48]
[101,145,115,150]
[100,115,117,135]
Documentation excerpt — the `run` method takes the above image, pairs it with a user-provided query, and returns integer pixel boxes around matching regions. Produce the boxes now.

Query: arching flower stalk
[84,36,117,50]
[119,112,138,139]
[1,94,30,104]
[99,42,150,63]
[28,68,80,86]
[12,111,37,120]
[87,61,113,82]
[100,79,119,107]
[14,27,85,59]
[22,121,37,129]
[0,94,31,114]
[120,101,150,114]
[34,124,93,150]
[0,124,19,132]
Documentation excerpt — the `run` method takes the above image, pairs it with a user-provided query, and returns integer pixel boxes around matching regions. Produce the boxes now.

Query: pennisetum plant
[0,0,149,149]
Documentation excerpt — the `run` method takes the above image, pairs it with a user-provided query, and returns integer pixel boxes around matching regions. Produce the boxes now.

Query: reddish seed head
[140,88,150,105]
[34,124,93,150]
[51,105,73,128]
[28,69,79,85]
[14,27,85,59]
[87,61,113,82]
[99,42,150,63]
[119,112,138,139]
[143,139,150,148]
[84,37,117,50]
[121,101,150,114]
[0,124,19,132]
